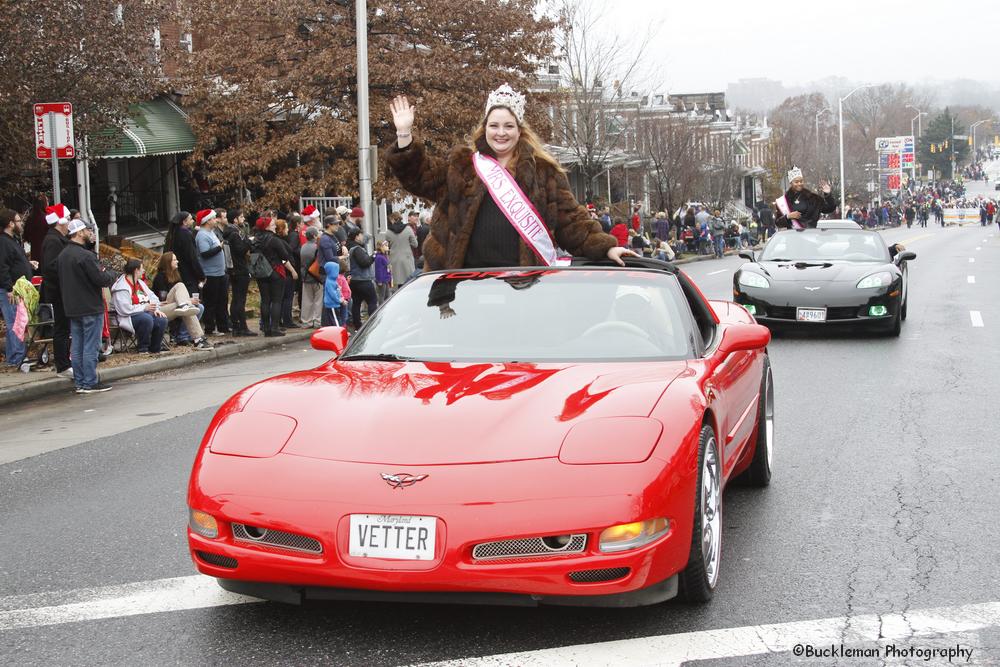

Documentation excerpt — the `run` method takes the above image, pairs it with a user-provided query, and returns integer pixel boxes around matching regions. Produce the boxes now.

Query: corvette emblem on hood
[803,286,821,291]
[381,473,429,489]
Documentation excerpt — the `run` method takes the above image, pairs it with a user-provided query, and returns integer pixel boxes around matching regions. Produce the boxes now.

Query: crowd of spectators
[1,201,433,393]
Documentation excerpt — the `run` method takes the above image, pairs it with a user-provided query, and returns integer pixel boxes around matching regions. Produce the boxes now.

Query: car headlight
[856,272,892,289]
[189,509,219,538]
[599,518,670,553]
[737,272,769,289]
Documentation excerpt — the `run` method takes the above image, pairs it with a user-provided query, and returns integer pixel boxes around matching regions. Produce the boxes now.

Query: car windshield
[760,230,891,262]
[342,269,697,362]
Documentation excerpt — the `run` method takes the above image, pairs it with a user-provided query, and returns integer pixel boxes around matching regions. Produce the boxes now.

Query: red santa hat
[301,205,320,221]
[45,203,69,225]
[255,216,272,231]
[195,209,217,225]
[350,206,364,218]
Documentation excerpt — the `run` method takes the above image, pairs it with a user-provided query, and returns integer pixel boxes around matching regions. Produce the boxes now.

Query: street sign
[875,135,913,193]
[33,102,74,159]
[952,134,968,141]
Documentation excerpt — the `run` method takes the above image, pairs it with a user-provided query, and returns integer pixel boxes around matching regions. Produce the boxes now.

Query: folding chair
[107,312,137,353]
[23,302,55,367]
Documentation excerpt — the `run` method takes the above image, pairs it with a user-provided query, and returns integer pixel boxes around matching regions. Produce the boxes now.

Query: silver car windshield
[343,269,697,362]
[760,231,891,262]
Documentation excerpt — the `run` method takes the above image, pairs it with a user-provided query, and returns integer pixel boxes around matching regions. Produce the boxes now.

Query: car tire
[735,357,773,487]
[887,310,902,337]
[678,424,722,603]
[900,269,908,321]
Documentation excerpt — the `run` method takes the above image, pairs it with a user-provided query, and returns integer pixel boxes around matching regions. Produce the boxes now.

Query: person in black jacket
[252,217,297,337]
[775,168,837,228]
[164,211,204,293]
[57,220,117,393]
[41,205,72,376]
[1,209,37,369]
[275,218,299,329]
[347,228,378,331]
[224,208,255,336]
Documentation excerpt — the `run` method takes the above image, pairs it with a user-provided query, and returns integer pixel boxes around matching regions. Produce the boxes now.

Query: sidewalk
[0,328,315,407]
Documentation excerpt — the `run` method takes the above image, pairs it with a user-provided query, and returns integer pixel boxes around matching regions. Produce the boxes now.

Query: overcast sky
[586,0,999,92]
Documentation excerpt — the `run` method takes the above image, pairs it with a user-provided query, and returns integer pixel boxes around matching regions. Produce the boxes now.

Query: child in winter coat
[374,240,392,305]
[322,260,342,326]
[336,258,351,327]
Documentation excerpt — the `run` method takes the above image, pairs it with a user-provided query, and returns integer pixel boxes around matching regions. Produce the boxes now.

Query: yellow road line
[898,233,934,244]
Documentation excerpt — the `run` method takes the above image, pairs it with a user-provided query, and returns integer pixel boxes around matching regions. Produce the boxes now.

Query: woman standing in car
[386,85,633,269]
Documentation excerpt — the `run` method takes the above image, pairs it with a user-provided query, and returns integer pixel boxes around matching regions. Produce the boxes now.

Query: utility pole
[355,0,373,241]
[951,115,956,181]
[838,84,876,213]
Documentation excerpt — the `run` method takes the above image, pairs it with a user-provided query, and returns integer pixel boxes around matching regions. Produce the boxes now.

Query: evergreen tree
[919,109,969,179]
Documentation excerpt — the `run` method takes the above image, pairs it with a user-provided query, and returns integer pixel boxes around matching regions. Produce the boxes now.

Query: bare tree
[766,93,832,188]
[551,0,659,198]
[637,116,706,214]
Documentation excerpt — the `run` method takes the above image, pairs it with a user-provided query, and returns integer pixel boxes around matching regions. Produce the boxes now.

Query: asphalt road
[2,222,998,666]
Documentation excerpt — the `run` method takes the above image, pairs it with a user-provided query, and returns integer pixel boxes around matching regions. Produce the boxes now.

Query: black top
[222,224,251,272]
[151,271,180,296]
[255,230,291,266]
[464,195,521,268]
[56,242,116,318]
[171,226,204,288]
[0,232,33,291]
[41,227,69,289]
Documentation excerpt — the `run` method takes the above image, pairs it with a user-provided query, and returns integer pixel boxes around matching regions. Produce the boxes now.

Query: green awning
[94,97,196,159]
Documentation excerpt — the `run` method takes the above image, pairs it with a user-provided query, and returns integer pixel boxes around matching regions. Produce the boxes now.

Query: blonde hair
[470,107,565,174]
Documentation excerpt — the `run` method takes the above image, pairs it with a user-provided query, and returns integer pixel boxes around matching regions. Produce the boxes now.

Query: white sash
[472,152,570,266]
[774,195,803,230]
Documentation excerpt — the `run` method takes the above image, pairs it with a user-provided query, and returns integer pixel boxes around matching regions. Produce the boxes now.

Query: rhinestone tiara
[485,84,526,123]
[787,166,803,182]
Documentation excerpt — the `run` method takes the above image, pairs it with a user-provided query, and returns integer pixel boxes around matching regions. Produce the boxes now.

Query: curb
[0,329,314,407]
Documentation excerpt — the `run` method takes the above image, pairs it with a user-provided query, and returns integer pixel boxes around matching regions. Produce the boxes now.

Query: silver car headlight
[738,272,770,289]
[856,272,892,289]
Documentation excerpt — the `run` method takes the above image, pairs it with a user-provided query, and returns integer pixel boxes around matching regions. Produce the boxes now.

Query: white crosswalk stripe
[0,576,258,631]
[414,601,1000,666]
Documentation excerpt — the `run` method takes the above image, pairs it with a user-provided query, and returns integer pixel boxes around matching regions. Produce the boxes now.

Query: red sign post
[33,102,74,204]
[34,103,75,159]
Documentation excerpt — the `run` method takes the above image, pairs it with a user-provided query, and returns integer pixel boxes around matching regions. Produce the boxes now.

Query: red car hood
[242,360,686,465]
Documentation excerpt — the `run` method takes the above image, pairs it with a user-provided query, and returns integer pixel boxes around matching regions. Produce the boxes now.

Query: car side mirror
[716,323,770,358]
[894,250,916,264]
[738,250,755,262]
[310,326,349,355]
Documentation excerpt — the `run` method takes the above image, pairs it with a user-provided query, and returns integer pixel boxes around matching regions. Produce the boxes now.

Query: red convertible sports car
[187,258,773,607]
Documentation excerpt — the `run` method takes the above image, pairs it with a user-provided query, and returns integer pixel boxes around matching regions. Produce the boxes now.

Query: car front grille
[765,306,862,321]
[568,567,631,583]
[231,523,323,555]
[195,551,238,569]
[472,534,587,561]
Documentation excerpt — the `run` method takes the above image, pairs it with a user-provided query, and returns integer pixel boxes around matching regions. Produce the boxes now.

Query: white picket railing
[298,197,354,219]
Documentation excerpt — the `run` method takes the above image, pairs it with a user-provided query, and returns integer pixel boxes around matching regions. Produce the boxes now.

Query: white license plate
[796,307,827,322]
[349,514,436,560]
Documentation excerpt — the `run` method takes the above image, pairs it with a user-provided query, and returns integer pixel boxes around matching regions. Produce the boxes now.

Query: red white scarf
[472,152,570,266]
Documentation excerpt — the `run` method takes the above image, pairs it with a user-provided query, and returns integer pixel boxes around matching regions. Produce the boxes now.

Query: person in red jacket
[610,218,630,247]
[630,204,642,232]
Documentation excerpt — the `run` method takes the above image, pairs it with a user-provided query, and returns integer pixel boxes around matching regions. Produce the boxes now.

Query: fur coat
[385,139,617,270]
[774,187,838,228]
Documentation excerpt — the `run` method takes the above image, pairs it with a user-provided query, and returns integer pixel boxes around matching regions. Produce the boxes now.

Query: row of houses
[533,66,773,218]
